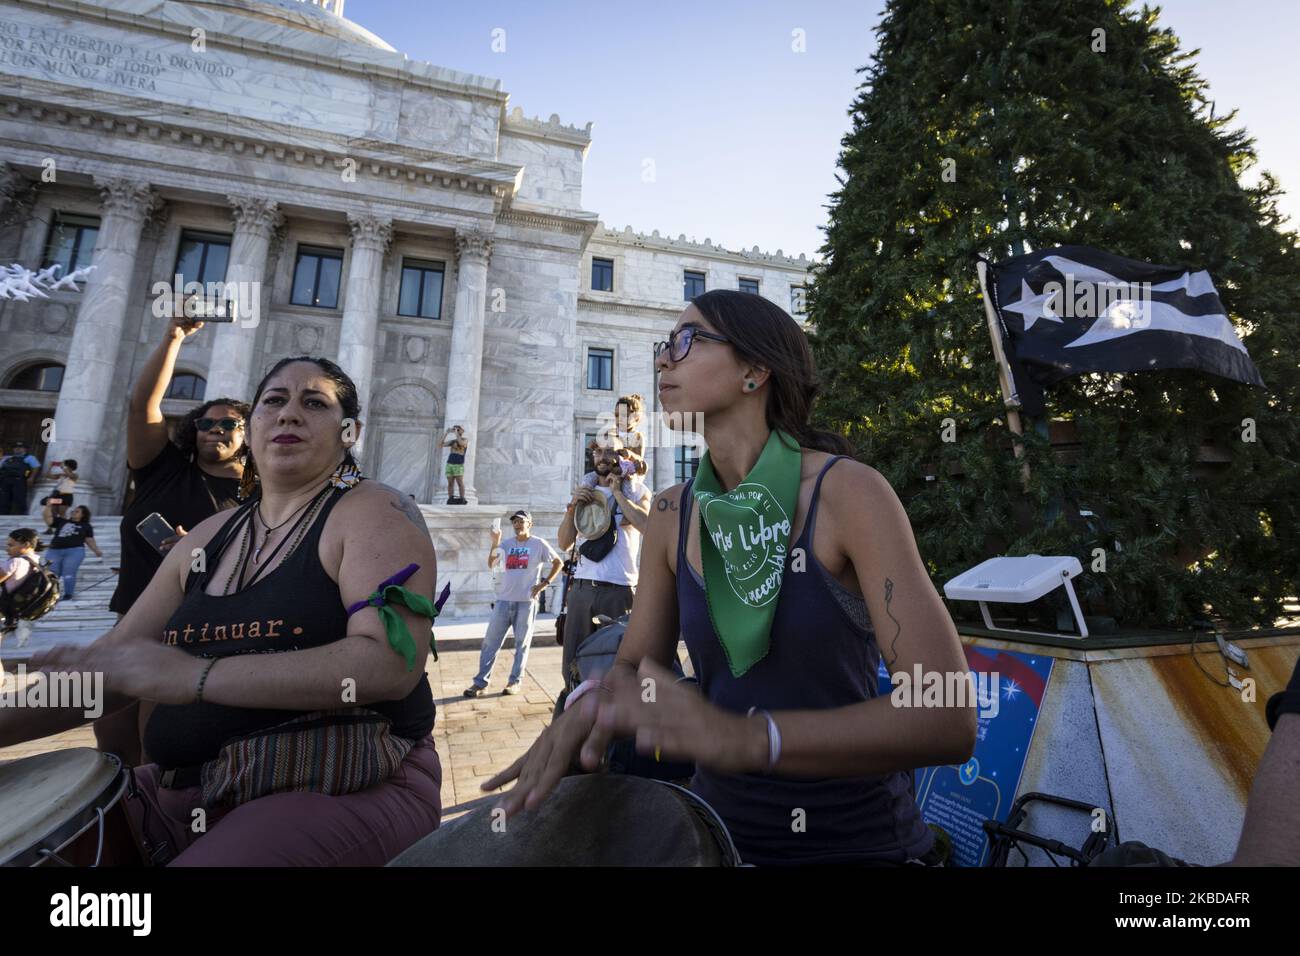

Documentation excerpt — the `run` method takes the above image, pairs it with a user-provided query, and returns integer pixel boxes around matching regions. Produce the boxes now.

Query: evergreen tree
[808,0,1300,628]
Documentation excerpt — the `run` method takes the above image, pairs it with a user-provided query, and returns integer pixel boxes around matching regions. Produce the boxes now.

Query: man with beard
[102,314,248,763]
[556,436,651,683]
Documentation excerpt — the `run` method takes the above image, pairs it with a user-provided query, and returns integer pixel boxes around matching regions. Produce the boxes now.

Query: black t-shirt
[143,486,436,768]
[48,516,95,550]
[110,443,242,614]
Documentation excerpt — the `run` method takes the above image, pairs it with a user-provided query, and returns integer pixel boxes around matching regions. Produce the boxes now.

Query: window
[586,348,613,391]
[398,259,445,319]
[6,363,64,392]
[42,213,99,277]
[675,443,700,483]
[684,270,706,300]
[739,277,760,295]
[290,246,343,308]
[591,257,614,292]
[175,231,231,287]
[790,284,808,316]
[165,373,206,401]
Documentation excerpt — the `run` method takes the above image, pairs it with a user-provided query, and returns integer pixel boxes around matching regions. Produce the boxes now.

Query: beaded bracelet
[195,658,218,704]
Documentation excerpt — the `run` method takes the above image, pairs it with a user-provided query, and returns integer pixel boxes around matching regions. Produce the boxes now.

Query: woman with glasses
[106,313,249,764]
[486,289,977,865]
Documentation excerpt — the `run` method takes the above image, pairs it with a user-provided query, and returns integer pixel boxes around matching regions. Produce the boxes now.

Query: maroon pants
[124,735,442,866]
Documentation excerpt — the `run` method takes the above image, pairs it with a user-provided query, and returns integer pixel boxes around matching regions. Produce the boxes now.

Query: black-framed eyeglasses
[196,417,244,433]
[654,326,731,363]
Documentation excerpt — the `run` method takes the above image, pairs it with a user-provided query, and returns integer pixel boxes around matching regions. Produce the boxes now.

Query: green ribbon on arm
[353,582,436,673]
[348,567,439,671]
[692,428,802,677]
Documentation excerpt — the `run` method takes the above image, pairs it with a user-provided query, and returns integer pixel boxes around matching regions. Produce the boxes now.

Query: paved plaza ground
[0,614,567,822]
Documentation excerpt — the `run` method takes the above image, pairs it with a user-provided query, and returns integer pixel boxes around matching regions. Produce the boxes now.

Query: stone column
[442,227,493,505]
[203,195,282,401]
[46,178,160,506]
[336,214,392,455]
[0,162,27,223]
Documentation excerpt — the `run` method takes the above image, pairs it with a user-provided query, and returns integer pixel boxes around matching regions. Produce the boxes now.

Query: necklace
[252,496,315,563]
[222,486,331,595]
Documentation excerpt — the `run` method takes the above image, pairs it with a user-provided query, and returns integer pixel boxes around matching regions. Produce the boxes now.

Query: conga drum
[388,773,742,866]
[0,749,141,867]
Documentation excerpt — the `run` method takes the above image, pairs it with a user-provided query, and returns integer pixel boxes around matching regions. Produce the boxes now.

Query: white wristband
[564,678,605,712]
[747,706,782,771]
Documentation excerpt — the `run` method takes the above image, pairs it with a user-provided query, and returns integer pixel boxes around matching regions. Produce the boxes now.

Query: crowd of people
[0,291,1295,868]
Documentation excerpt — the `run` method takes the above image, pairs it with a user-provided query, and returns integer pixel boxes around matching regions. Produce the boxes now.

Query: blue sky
[352,0,1299,261]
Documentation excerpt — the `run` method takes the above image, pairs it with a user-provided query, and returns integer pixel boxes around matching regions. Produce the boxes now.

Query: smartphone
[136,512,176,554]
[47,496,64,506]
[491,517,501,533]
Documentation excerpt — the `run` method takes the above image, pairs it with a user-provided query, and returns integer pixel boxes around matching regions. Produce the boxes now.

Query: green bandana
[692,429,801,677]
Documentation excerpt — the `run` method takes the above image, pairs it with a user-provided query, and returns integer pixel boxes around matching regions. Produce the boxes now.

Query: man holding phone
[464,510,563,697]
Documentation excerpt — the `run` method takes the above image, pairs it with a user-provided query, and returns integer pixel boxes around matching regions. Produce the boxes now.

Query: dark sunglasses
[653,325,731,363]
[196,417,244,433]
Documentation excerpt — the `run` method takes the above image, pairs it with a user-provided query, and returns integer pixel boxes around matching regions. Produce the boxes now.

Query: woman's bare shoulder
[335,481,430,536]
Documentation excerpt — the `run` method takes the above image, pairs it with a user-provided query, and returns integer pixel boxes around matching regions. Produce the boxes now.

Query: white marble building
[0,0,810,614]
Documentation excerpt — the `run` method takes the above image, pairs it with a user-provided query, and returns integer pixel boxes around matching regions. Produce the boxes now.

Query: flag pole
[976,260,1031,491]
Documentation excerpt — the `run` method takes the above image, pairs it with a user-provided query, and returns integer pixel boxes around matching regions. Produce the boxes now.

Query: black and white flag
[986,245,1265,416]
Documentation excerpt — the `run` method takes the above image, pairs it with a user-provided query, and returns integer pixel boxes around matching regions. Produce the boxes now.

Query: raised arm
[128,315,203,469]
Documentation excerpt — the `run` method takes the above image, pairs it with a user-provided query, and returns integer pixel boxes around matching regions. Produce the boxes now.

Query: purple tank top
[678,455,933,865]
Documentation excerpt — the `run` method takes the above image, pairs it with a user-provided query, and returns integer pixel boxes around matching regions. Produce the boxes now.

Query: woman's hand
[482,694,602,816]
[159,524,187,554]
[29,639,205,706]
[593,659,768,775]
[166,313,204,341]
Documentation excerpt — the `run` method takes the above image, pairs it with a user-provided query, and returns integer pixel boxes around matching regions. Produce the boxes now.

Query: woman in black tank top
[485,291,977,865]
[25,357,444,865]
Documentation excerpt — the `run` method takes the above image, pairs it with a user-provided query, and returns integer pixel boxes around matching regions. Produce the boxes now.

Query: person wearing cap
[464,510,563,697]
[0,442,42,515]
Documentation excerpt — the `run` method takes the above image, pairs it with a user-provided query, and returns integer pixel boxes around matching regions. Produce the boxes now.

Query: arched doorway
[371,381,442,503]
[0,361,64,463]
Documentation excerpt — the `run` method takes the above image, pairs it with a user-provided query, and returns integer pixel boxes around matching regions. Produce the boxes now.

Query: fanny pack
[199,707,414,808]
[579,499,621,563]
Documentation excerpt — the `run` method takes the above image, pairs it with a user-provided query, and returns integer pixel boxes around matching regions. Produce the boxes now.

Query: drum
[388,772,742,866]
[0,748,140,867]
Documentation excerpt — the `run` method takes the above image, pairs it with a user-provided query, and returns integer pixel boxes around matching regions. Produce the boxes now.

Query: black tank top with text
[143,484,436,769]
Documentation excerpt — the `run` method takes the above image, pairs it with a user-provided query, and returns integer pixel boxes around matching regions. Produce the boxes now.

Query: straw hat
[574,493,611,539]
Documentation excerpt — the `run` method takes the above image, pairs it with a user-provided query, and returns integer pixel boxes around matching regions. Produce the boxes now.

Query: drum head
[388,774,740,866]
[0,749,120,866]
[574,496,611,539]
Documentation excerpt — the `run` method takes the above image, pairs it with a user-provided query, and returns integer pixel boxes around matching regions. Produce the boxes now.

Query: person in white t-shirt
[557,440,652,683]
[465,510,563,697]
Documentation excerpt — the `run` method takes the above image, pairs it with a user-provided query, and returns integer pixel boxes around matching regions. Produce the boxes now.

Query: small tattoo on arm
[883,577,902,670]
[387,494,429,533]
[654,497,678,512]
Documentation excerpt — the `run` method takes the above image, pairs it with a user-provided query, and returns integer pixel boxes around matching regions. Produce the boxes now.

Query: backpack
[7,554,62,621]
[0,455,30,479]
